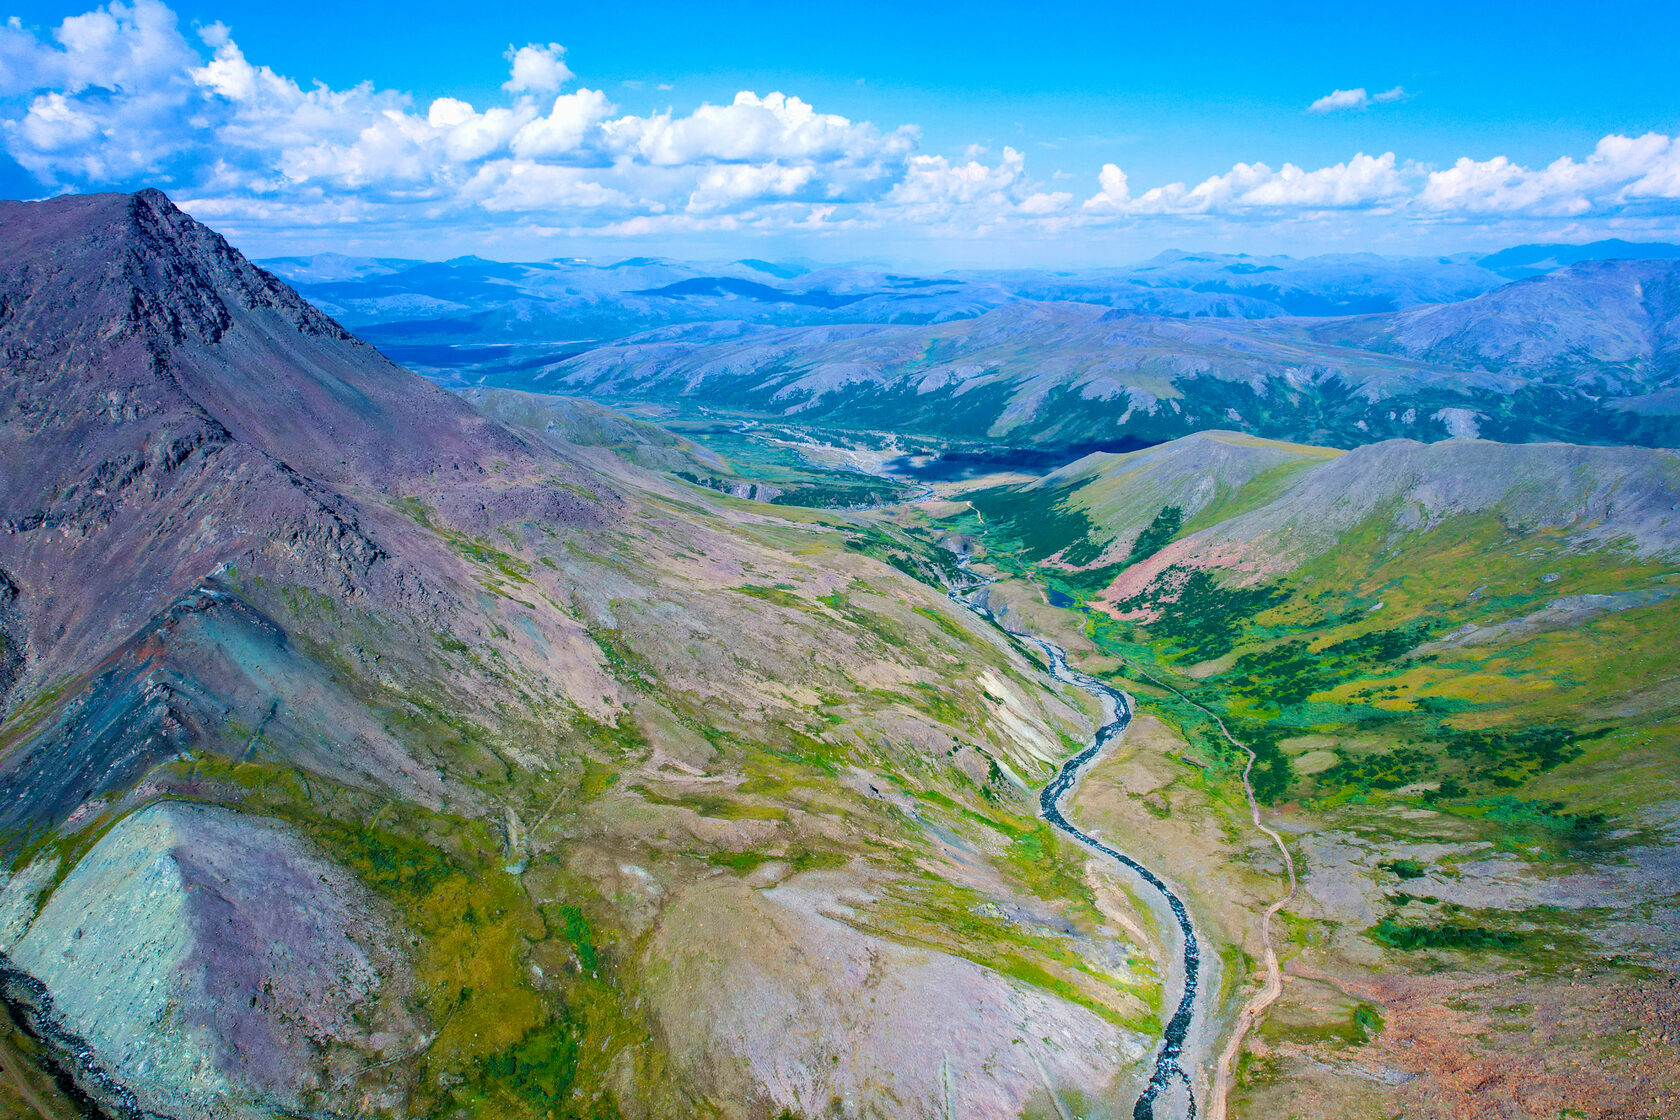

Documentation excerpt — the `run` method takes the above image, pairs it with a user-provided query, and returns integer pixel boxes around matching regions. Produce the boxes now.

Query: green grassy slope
[944,433,1680,940]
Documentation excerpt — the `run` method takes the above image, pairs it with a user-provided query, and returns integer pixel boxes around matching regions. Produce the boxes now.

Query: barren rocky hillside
[0,192,1162,1120]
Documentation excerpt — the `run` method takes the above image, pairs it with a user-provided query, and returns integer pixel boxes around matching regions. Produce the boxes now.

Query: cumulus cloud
[0,2,960,235]
[1079,135,1680,231]
[884,147,1071,228]
[1082,162,1131,213]
[1087,152,1404,216]
[686,162,817,213]
[602,91,915,169]
[0,2,1675,251]
[509,89,615,158]
[1420,133,1680,216]
[0,0,203,180]
[503,43,571,95]
[469,161,631,213]
[1238,152,1405,207]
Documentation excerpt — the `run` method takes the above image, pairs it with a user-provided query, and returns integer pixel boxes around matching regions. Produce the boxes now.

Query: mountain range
[534,259,1680,450]
[0,191,1675,1120]
[263,245,1680,453]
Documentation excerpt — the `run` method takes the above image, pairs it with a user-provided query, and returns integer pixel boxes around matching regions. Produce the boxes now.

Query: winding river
[734,429,1214,1116]
[950,577,1204,1120]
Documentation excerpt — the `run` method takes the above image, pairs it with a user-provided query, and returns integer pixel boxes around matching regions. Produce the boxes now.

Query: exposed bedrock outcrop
[0,582,451,840]
[1,800,422,1120]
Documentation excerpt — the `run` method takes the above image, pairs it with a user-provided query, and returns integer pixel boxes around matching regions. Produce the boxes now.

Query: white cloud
[0,0,201,180]
[0,1,1674,253]
[0,2,937,230]
[1089,152,1404,216]
[1420,133,1680,216]
[503,43,571,95]
[686,162,816,213]
[469,161,632,212]
[1018,190,1072,216]
[1308,85,1408,113]
[1079,134,1680,231]
[1240,152,1404,208]
[1082,162,1131,213]
[509,89,615,158]
[601,91,915,168]
[1309,87,1370,113]
[12,92,99,154]
[883,147,1070,228]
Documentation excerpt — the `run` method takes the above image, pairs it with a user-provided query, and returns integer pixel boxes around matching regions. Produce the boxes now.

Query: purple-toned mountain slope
[0,189,612,689]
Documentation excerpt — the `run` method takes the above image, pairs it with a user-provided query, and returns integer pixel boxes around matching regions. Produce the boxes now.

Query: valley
[0,190,1673,1120]
[593,403,1680,1117]
[0,4,1676,1116]
[873,430,1680,1119]
[666,402,1680,1110]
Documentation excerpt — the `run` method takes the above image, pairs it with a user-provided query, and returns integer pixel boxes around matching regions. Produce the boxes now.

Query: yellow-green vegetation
[855,874,1161,1033]
[932,458,1680,988]
[1259,997,1385,1050]
[134,750,662,1120]
[1174,451,1341,534]
[970,497,1679,819]
[1006,821,1098,906]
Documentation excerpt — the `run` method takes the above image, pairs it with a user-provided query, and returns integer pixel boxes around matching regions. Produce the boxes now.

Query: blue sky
[1,0,1677,265]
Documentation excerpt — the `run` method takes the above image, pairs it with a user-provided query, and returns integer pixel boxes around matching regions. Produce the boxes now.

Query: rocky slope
[456,387,723,475]
[0,190,603,689]
[0,193,1165,1119]
[1311,259,1680,391]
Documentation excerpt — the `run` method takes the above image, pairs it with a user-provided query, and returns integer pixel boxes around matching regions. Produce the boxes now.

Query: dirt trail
[1120,662,1298,1120]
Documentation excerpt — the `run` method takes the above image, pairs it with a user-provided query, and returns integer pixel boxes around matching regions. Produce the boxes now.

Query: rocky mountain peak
[0,190,611,692]
[1,190,344,369]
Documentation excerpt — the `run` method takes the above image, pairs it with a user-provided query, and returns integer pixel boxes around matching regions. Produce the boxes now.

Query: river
[949,576,1205,1120]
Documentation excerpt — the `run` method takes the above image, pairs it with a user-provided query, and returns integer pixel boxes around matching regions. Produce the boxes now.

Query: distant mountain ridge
[263,247,1512,343]
[1477,238,1680,279]
[532,259,1680,451]
[1313,259,1680,392]
[259,244,1680,452]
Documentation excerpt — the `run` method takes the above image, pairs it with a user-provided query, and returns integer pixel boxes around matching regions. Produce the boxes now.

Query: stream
[950,575,1203,1120]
